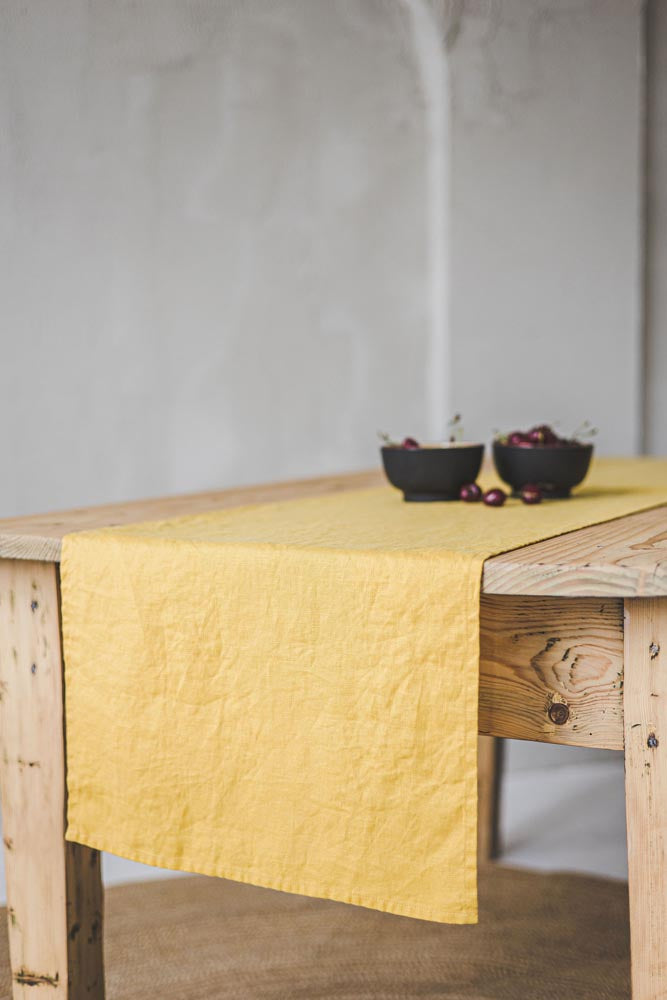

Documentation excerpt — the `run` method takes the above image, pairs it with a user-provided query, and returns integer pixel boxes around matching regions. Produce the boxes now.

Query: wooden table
[0,470,666,999]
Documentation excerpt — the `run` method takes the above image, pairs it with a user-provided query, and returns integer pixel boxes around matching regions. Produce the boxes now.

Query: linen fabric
[61,458,667,923]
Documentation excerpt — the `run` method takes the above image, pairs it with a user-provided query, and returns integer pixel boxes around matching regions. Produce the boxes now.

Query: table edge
[1,472,666,598]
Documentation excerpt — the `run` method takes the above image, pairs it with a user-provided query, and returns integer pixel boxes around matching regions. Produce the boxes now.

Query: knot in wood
[548,701,570,726]
[648,732,659,749]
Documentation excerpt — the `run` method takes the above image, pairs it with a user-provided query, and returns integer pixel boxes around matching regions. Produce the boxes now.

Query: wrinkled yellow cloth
[62,458,667,923]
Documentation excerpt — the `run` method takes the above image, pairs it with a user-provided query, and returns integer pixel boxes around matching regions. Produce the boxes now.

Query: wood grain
[483,505,667,597]
[479,595,624,749]
[624,597,667,999]
[0,561,104,998]
[0,471,665,598]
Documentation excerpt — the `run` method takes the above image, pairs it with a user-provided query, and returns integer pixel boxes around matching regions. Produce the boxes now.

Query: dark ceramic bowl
[492,441,593,498]
[381,444,484,502]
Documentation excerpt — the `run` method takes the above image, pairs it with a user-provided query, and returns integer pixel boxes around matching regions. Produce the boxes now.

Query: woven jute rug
[0,865,629,999]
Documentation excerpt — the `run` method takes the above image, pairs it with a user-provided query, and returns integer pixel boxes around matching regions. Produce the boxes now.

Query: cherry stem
[446,413,464,443]
[571,420,598,440]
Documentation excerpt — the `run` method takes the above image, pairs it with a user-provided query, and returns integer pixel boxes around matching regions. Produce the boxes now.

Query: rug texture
[0,865,629,999]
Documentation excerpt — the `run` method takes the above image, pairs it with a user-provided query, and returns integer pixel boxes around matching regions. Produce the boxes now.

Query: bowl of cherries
[380,418,484,502]
[493,423,595,499]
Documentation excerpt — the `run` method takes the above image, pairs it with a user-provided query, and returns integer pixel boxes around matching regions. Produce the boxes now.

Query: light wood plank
[483,505,667,598]
[479,595,624,749]
[624,597,667,999]
[0,472,384,563]
[0,560,104,998]
[0,472,666,599]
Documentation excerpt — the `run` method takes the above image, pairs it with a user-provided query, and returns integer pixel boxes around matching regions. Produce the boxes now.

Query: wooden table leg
[624,597,667,1000]
[0,560,104,999]
[478,735,503,862]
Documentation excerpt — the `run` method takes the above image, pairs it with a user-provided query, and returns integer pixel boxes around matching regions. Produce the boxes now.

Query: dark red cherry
[483,488,507,507]
[521,485,542,505]
[528,424,561,446]
[536,425,559,445]
[508,431,527,446]
[459,482,482,502]
[401,437,420,450]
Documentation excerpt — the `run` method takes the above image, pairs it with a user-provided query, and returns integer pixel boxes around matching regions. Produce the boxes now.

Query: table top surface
[0,469,666,598]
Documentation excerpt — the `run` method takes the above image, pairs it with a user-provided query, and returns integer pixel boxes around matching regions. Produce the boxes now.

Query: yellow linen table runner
[61,459,667,924]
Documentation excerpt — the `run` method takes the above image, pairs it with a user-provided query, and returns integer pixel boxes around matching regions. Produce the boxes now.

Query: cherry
[401,437,420,450]
[526,424,564,445]
[534,424,560,445]
[460,482,482,502]
[521,484,542,505]
[525,424,561,446]
[483,488,507,507]
[499,422,591,449]
[502,424,562,447]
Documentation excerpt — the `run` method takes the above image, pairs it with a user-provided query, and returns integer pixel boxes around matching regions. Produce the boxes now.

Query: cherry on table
[483,488,507,507]
[401,437,420,450]
[459,482,482,502]
[521,484,542,505]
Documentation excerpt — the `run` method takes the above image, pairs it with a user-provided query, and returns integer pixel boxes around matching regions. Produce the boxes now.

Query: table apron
[480,594,624,750]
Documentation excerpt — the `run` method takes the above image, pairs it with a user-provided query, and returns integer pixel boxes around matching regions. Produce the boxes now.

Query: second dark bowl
[493,441,593,498]
[381,444,484,502]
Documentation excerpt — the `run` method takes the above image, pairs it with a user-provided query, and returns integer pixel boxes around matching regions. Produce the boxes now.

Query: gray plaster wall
[448,0,644,453]
[1,0,443,517]
[0,0,647,520]
[645,0,667,453]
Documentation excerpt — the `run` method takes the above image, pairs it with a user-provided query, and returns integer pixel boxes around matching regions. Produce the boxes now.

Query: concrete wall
[449,0,644,454]
[645,0,667,453]
[0,0,445,517]
[0,0,647,521]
